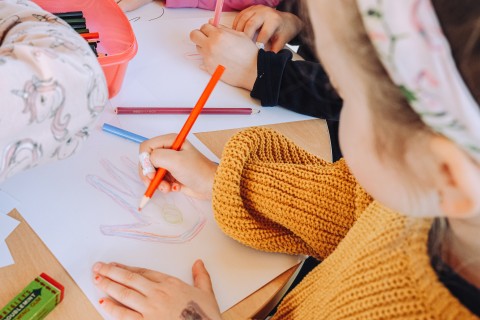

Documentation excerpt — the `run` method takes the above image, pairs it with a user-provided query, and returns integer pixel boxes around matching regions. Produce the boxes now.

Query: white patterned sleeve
[0,0,108,182]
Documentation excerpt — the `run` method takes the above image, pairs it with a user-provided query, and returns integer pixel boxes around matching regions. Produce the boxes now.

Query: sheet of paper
[0,111,300,317]
[0,214,19,239]
[0,242,15,268]
[0,190,19,215]
[109,3,314,133]
[0,214,20,268]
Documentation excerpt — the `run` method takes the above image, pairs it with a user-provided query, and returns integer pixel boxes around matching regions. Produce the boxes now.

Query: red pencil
[115,107,260,115]
[138,65,226,210]
[81,32,99,40]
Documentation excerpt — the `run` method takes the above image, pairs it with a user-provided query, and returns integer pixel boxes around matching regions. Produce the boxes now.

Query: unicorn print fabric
[0,0,108,182]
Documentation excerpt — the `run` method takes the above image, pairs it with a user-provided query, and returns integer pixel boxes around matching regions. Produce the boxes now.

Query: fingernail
[172,184,178,191]
[93,262,102,272]
[99,299,104,305]
[94,275,101,282]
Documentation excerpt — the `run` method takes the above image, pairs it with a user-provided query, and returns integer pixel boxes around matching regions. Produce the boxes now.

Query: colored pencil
[63,17,86,25]
[72,24,88,30]
[114,107,260,115]
[80,32,100,40]
[213,0,224,27]
[139,65,226,210]
[102,123,147,144]
[76,28,90,34]
[53,11,83,19]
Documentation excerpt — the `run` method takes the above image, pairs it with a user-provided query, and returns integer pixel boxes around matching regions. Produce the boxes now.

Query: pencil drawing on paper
[128,7,165,22]
[86,156,206,243]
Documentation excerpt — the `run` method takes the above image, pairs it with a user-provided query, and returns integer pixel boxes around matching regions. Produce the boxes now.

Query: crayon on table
[139,64,226,210]
[102,123,148,143]
[115,107,260,115]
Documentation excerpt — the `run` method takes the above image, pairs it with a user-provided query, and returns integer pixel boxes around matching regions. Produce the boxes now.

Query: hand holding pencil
[138,65,225,210]
[190,24,258,91]
[138,134,218,200]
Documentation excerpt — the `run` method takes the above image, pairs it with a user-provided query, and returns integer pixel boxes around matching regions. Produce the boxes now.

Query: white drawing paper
[0,190,19,215]
[1,111,300,317]
[0,242,15,268]
[109,3,314,134]
[0,214,20,268]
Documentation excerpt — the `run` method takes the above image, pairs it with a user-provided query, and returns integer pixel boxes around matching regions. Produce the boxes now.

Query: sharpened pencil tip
[138,195,150,211]
[252,109,261,114]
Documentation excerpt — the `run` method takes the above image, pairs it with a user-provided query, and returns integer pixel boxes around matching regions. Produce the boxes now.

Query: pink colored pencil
[115,107,259,115]
[213,0,224,27]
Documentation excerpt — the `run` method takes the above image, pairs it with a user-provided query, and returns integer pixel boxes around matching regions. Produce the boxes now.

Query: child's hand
[190,23,258,91]
[233,5,304,52]
[93,260,222,320]
[138,134,217,199]
[116,0,154,12]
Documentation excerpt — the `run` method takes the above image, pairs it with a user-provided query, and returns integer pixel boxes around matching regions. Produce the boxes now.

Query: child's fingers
[199,23,219,37]
[233,9,256,32]
[158,180,172,193]
[270,36,288,53]
[171,182,181,192]
[98,297,142,320]
[110,262,170,283]
[256,25,277,46]
[192,259,215,294]
[190,28,208,47]
[148,148,190,172]
[93,262,153,296]
[94,274,146,311]
[139,134,176,154]
[242,17,264,40]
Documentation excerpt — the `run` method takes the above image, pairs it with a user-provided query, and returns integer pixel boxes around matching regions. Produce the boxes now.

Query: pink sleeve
[165,0,281,11]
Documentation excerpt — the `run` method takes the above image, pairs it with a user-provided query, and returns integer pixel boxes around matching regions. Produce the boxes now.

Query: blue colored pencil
[102,123,147,144]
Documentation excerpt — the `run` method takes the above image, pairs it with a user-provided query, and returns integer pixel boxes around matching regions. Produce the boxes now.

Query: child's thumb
[192,259,215,294]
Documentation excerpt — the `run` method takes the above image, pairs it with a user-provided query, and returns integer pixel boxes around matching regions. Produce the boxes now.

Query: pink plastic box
[33,0,138,98]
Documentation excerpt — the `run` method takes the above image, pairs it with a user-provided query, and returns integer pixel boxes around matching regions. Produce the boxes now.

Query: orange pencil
[138,65,226,210]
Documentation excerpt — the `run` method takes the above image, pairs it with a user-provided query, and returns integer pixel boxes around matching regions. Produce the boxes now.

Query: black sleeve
[250,49,343,121]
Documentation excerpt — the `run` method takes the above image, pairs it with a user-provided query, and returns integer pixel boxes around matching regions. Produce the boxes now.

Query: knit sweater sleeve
[212,127,372,260]
[0,0,108,182]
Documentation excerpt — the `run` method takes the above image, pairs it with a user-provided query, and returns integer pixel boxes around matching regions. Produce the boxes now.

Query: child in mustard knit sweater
[92,0,480,319]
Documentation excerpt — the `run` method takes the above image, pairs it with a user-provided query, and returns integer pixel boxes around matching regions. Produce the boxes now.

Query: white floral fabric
[357,0,480,161]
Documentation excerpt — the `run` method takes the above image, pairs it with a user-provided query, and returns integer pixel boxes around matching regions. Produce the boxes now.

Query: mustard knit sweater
[212,127,478,320]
